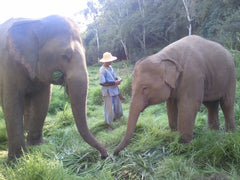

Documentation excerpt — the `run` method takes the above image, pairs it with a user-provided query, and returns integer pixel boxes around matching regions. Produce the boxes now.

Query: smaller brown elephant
[114,35,236,155]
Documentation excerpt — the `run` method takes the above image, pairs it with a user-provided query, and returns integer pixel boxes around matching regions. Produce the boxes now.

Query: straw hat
[99,52,117,63]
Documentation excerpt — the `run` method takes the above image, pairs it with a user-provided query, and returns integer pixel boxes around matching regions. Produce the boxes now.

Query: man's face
[104,62,112,66]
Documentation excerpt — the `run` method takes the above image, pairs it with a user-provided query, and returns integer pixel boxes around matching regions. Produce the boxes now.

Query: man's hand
[115,78,122,85]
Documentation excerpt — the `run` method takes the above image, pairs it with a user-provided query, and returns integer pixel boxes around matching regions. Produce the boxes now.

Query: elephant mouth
[140,104,148,112]
[141,100,150,112]
[52,71,65,85]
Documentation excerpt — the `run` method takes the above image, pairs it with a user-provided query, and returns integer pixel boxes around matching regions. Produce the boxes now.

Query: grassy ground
[1,52,240,179]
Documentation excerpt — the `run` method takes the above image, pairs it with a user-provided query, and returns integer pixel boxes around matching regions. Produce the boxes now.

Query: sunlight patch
[0,150,8,160]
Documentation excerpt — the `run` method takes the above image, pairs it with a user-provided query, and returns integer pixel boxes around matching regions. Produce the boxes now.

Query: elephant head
[114,56,182,155]
[6,15,108,158]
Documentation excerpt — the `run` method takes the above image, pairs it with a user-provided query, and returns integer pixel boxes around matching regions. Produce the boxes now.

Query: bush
[0,122,7,144]
[0,108,7,146]
[56,108,74,128]
[90,75,132,106]
[191,132,240,167]
[0,107,3,120]
[169,130,240,168]
[154,156,199,179]
[230,50,240,80]
[3,153,75,180]
[119,76,132,98]
[91,86,103,106]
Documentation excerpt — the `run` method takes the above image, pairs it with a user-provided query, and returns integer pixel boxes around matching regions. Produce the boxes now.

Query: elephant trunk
[114,99,141,155]
[66,74,108,158]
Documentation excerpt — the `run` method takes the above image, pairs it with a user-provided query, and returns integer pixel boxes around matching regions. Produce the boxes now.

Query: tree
[137,0,146,53]
[182,0,193,35]
[82,0,240,65]
[80,0,102,60]
[102,0,130,60]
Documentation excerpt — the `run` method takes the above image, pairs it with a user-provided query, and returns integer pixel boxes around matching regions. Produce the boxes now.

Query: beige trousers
[104,95,123,125]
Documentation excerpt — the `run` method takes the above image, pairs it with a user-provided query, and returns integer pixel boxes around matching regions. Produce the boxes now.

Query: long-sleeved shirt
[99,65,119,96]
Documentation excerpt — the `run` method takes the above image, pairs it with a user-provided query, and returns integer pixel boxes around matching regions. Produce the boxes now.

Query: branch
[182,0,192,22]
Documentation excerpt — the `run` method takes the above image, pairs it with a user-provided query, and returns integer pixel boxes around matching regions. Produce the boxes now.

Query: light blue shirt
[99,65,119,96]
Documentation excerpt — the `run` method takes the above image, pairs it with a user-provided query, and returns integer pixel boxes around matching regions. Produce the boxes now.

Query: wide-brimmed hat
[99,52,117,63]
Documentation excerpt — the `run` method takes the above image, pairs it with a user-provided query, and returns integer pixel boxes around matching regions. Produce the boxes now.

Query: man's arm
[100,81,115,86]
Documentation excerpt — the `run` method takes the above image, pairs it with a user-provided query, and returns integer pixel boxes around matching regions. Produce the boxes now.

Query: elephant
[114,35,236,155]
[0,15,108,160]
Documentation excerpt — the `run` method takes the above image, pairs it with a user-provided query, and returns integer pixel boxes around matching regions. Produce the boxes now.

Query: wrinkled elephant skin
[114,35,236,155]
[0,15,108,161]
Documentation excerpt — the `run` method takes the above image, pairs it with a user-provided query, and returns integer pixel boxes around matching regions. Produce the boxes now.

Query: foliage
[56,107,74,127]
[116,62,133,98]
[0,108,7,149]
[231,50,240,81]
[1,153,76,180]
[91,86,103,105]
[48,86,69,114]
[195,0,240,49]
[0,121,7,145]
[119,75,132,99]
[81,0,240,65]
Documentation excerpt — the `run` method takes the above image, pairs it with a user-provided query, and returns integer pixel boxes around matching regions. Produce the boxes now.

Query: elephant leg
[3,91,27,160]
[220,96,235,131]
[25,84,51,145]
[203,101,220,130]
[166,98,178,131]
[177,98,201,143]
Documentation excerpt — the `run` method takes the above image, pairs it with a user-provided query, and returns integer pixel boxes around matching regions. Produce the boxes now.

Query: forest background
[81,0,240,64]
[0,0,240,179]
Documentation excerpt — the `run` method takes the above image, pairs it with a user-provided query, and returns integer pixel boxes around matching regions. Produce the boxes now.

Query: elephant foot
[113,150,119,156]
[27,136,44,146]
[208,120,220,130]
[208,125,219,130]
[8,146,28,162]
[8,152,23,162]
[170,127,177,131]
[179,134,193,144]
[226,123,236,132]
[101,152,109,159]
[113,147,122,156]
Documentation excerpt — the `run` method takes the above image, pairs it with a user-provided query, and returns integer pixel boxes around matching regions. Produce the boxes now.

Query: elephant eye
[62,48,73,61]
[143,87,149,94]
[62,54,71,61]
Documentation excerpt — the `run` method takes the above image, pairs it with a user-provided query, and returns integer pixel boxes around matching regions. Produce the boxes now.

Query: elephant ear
[161,59,183,88]
[7,20,42,80]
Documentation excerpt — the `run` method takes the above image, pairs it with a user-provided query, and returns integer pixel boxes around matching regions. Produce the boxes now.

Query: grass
[1,54,240,179]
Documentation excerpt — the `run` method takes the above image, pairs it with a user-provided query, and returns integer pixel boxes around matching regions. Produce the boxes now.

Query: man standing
[99,52,123,131]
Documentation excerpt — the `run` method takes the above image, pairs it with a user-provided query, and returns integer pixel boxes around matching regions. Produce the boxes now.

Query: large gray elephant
[114,35,236,155]
[0,15,108,160]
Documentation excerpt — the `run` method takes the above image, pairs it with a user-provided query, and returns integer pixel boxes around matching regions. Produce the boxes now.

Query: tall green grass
[2,153,77,180]
[1,51,240,179]
[48,85,69,114]
[0,108,7,151]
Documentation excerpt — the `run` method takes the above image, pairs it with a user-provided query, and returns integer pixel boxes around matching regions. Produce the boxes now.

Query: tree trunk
[182,0,192,35]
[120,39,129,60]
[138,0,146,53]
[95,28,100,60]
